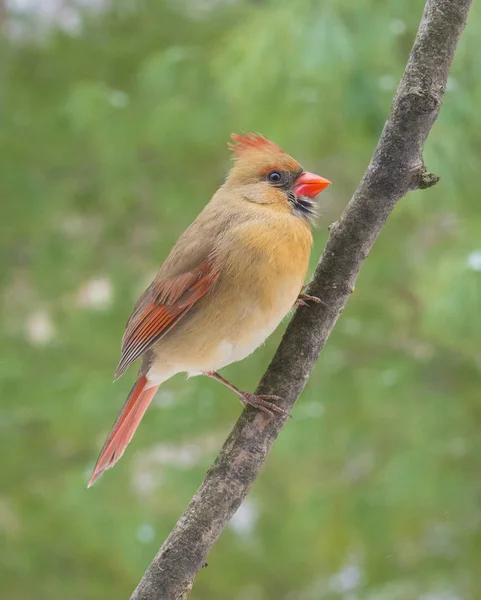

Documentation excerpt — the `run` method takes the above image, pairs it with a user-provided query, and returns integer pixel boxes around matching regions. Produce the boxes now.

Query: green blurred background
[1,1,480,598]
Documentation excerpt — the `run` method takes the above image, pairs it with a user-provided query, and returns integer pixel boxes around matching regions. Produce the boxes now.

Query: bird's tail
[88,374,159,487]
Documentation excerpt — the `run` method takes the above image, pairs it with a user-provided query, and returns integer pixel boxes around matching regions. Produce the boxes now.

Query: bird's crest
[228,132,285,157]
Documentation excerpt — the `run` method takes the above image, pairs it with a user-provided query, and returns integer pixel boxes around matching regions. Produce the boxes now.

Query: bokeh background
[1,1,480,598]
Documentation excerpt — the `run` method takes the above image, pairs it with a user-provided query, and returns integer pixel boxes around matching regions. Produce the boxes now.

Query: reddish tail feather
[88,375,159,487]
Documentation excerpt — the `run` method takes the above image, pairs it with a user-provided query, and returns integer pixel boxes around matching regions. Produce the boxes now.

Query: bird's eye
[267,171,282,184]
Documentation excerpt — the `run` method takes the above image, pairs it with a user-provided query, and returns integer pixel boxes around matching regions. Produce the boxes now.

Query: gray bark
[131,1,472,598]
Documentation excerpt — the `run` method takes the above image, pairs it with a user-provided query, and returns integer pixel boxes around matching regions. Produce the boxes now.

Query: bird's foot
[295,293,326,308]
[203,371,290,418]
[239,393,290,418]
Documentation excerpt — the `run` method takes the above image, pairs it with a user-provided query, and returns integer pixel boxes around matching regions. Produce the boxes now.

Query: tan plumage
[89,133,331,486]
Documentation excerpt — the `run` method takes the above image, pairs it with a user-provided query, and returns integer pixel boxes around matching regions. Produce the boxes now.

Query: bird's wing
[114,258,220,379]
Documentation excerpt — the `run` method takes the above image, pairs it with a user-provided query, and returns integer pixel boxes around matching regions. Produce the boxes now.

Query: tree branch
[131,1,472,598]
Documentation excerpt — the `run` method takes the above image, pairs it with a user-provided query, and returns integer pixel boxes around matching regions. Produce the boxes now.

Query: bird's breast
[213,274,301,366]
[200,219,312,370]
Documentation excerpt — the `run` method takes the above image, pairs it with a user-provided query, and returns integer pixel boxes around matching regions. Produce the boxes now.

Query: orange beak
[293,171,331,198]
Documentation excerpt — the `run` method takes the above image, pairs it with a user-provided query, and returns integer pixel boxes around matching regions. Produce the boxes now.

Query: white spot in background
[109,90,129,109]
[409,341,434,361]
[26,309,55,345]
[390,19,406,35]
[297,401,324,420]
[236,585,264,600]
[153,390,176,409]
[177,0,239,18]
[448,437,468,458]
[342,452,375,483]
[60,215,87,237]
[325,348,347,372]
[467,250,481,271]
[381,369,399,387]
[59,214,102,239]
[379,75,396,91]
[0,497,21,535]
[343,317,362,335]
[329,563,362,594]
[150,443,202,468]
[54,7,81,35]
[6,0,107,18]
[132,435,223,496]
[137,523,155,544]
[5,0,109,38]
[422,522,457,559]
[446,76,459,92]
[75,277,113,310]
[8,0,106,7]
[132,471,159,496]
[300,88,319,103]
[229,499,258,537]
[420,591,462,600]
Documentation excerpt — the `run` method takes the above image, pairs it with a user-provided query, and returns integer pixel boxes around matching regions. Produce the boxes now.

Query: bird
[88,133,331,486]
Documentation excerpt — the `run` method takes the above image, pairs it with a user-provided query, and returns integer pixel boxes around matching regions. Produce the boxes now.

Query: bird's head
[225,133,331,222]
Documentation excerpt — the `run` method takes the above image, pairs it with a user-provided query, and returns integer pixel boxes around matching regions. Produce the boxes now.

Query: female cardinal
[88,133,331,486]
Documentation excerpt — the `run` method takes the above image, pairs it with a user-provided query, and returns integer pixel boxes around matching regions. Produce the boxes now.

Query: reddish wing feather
[115,260,219,379]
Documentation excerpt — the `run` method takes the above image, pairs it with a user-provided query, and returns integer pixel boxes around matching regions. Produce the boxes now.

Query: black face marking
[265,169,315,221]
[286,190,316,220]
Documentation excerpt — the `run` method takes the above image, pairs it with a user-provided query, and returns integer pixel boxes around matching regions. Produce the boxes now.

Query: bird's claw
[296,299,309,307]
[295,293,327,308]
[240,393,291,418]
